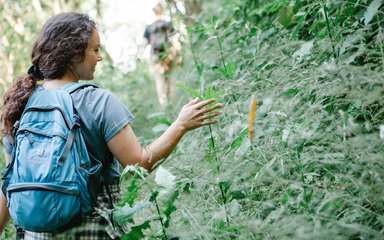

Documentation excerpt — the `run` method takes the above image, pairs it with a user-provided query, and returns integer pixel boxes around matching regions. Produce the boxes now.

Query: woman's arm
[107,98,222,170]
[0,154,11,233]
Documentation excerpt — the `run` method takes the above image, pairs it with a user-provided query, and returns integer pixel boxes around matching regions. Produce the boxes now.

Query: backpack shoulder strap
[59,82,105,166]
[60,82,99,94]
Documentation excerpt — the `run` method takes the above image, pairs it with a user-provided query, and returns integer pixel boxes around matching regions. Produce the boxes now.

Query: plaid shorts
[22,184,126,240]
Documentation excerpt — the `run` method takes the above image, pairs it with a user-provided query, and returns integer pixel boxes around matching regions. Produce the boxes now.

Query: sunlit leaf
[113,202,152,226]
[230,127,248,149]
[364,0,382,25]
[176,83,203,100]
[292,41,313,61]
[155,166,176,190]
[121,164,148,180]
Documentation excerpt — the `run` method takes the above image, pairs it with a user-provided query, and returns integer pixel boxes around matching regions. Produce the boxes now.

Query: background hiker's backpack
[1,83,103,232]
[147,19,173,55]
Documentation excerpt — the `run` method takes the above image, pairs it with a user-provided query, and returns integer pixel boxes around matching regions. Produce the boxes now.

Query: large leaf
[364,0,382,25]
[292,41,313,61]
[113,202,153,226]
[121,220,151,240]
[162,188,180,228]
[203,86,224,102]
[176,84,223,103]
[155,166,176,191]
[230,128,249,149]
[120,165,149,206]
[176,83,203,100]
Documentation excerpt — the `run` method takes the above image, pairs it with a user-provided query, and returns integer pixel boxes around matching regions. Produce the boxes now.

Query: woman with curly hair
[0,12,221,239]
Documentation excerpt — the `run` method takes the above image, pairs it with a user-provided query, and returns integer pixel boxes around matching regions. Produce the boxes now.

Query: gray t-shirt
[3,84,134,184]
[71,85,134,184]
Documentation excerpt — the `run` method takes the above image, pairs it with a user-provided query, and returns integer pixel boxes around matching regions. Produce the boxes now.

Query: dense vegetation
[1,0,383,239]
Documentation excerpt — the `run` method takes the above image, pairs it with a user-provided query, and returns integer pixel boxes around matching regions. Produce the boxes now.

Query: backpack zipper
[18,128,66,140]
[7,183,79,196]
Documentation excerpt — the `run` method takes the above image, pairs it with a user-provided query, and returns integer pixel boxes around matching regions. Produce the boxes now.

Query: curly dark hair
[1,12,96,137]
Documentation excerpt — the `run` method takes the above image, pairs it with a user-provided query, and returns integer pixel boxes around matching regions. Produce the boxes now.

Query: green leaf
[121,165,148,180]
[339,30,364,56]
[113,202,152,226]
[226,62,236,79]
[278,7,294,27]
[203,86,224,102]
[292,41,313,61]
[162,188,180,228]
[230,128,249,149]
[121,220,151,240]
[154,166,176,190]
[212,62,235,78]
[290,14,306,40]
[205,153,213,164]
[364,0,382,25]
[264,0,289,14]
[120,165,148,206]
[217,67,227,78]
[177,84,223,103]
[149,190,159,202]
[283,88,299,97]
[176,83,203,100]
[121,176,140,206]
[196,63,203,75]
[281,189,292,204]
[156,117,172,126]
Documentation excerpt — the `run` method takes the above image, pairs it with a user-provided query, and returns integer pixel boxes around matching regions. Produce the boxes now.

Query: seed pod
[248,94,257,145]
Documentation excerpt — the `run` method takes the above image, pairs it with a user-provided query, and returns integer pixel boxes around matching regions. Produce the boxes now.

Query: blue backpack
[1,83,103,232]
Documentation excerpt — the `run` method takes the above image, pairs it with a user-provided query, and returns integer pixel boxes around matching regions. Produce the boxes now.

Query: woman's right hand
[175,98,223,132]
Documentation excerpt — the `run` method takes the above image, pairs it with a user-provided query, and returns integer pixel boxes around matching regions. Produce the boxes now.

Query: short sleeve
[99,91,135,142]
[71,86,135,145]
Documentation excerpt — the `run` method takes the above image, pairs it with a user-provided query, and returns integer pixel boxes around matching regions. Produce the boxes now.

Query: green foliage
[113,202,152,226]
[230,127,248,149]
[120,221,151,240]
[175,83,203,100]
[176,83,224,103]
[118,165,186,239]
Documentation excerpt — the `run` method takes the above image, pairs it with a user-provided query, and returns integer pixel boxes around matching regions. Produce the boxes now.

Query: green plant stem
[215,31,229,79]
[208,125,219,173]
[188,28,203,77]
[208,125,229,223]
[322,3,337,59]
[232,94,238,102]
[153,196,168,240]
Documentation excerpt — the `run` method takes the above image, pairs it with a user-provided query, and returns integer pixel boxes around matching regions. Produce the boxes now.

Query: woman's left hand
[175,98,223,132]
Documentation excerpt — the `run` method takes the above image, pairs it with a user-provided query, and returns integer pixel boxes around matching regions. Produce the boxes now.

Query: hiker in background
[143,3,182,107]
[0,12,221,239]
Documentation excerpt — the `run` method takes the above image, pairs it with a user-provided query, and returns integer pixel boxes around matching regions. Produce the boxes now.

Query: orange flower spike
[248,94,257,145]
